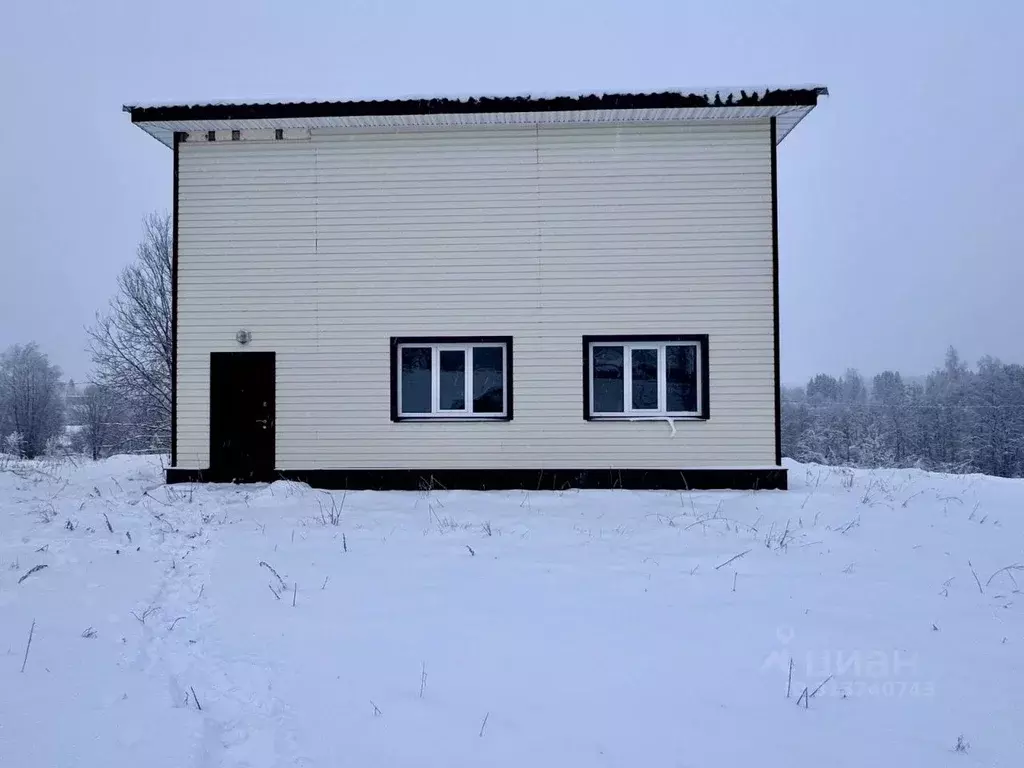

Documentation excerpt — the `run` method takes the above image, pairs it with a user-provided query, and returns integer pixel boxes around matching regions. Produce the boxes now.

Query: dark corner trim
[770,117,782,466]
[171,131,182,467]
[166,467,787,491]
[581,334,710,421]
[130,88,826,124]
[389,336,514,422]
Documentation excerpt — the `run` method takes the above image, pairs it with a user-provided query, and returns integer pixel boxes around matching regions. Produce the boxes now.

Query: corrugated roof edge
[124,87,827,123]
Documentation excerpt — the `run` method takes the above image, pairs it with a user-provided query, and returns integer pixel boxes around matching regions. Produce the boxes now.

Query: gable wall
[175,121,776,469]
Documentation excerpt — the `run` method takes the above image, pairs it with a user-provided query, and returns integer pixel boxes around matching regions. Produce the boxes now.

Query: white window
[585,336,707,419]
[393,337,511,420]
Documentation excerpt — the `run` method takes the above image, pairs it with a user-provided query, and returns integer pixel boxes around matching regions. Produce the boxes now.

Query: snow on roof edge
[124,85,828,113]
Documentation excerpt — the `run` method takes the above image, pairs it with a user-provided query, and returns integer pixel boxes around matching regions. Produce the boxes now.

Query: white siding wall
[176,121,776,469]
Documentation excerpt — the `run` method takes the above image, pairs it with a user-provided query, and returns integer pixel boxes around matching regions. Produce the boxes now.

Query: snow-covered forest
[783,348,1024,477]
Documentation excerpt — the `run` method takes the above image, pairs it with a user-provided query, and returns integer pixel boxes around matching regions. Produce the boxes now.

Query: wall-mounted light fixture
[236,329,252,345]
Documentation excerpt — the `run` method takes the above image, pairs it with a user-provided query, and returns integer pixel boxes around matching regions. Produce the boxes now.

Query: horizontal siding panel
[180,157,770,181]
[175,251,772,265]
[175,354,774,371]
[174,277,774,290]
[310,223,769,236]
[177,411,776,422]
[176,301,773,313]
[179,176,768,196]
[179,200,770,218]
[211,213,768,227]
[178,209,769,227]
[180,190,769,208]
[294,380,775,392]
[176,329,770,345]
[176,122,777,470]
[177,235,771,250]
[175,312,773,325]
[177,264,773,277]
[179,200,768,213]
[180,179,769,200]
[176,300,772,312]
[175,278,773,293]
[176,331,775,342]
[176,341,775,353]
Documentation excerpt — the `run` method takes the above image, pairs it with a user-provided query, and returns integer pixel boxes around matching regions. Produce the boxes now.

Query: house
[125,87,826,490]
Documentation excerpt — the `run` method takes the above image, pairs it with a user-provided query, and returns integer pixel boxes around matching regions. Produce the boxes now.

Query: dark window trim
[390,336,514,422]
[582,334,710,421]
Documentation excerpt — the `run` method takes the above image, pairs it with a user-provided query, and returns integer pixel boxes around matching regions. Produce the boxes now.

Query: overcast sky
[1,1,1021,385]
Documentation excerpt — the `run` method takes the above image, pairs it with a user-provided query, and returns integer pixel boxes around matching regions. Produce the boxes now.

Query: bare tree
[87,213,172,451]
[0,343,65,459]
[75,383,130,460]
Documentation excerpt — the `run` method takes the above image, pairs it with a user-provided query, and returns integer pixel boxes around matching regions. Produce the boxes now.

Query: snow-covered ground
[1,456,1022,767]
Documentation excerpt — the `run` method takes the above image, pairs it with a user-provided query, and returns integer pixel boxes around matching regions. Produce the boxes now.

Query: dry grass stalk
[18,564,48,584]
[715,549,751,570]
[259,560,287,591]
[20,620,35,673]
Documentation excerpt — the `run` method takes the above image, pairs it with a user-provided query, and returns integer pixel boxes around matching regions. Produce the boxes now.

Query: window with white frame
[584,335,708,419]
[392,337,512,420]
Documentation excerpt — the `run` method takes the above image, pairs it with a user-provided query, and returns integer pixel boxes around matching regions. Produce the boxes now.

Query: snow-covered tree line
[0,343,65,459]
[1,213,171,461]
[783,347,1024,477]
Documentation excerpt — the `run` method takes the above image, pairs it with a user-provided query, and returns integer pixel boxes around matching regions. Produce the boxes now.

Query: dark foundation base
[166,467,787,491]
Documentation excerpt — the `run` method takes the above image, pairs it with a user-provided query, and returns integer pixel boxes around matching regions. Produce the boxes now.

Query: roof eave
[125,86,827,148]
[125,86,826,124]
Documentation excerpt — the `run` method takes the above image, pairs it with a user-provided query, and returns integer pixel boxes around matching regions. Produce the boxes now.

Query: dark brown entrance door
[209,352,275,480]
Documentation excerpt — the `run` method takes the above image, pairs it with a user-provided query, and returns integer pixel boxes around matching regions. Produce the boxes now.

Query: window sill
[392,416,512,423]
[587,415,708,422]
